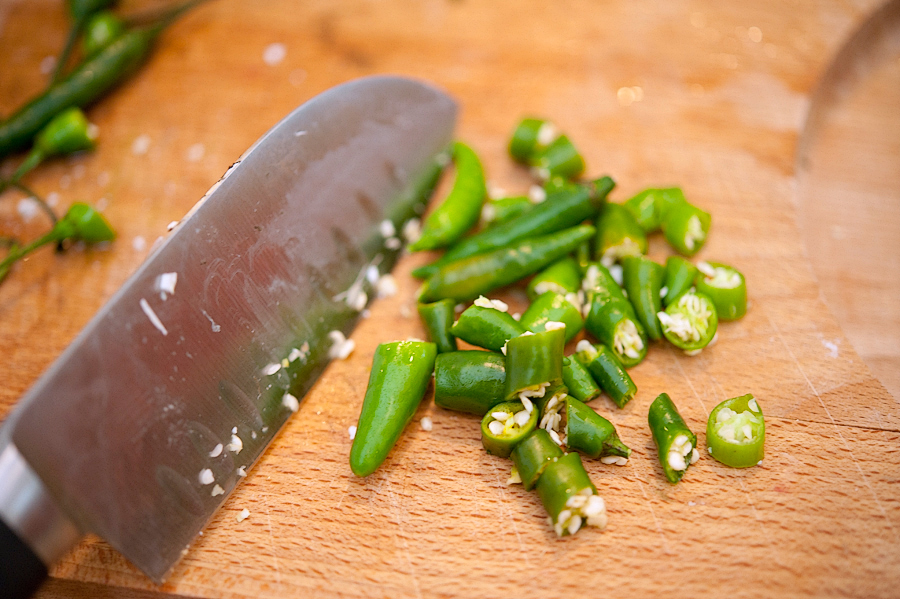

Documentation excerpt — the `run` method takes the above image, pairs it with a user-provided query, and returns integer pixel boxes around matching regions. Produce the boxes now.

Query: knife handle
[0,517,47,599]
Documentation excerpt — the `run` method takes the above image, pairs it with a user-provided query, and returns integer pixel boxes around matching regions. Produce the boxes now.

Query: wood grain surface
[1,0,898,597]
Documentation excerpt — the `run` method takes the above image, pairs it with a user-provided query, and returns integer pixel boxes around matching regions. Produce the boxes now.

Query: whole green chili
[409,141,486,251]
[349,341,437,477]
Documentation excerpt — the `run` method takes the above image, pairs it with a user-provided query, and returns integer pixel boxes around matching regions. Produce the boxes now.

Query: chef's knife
[0,75,456,596]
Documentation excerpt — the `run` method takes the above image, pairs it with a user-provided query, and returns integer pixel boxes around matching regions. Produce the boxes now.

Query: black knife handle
[0,517,47,599]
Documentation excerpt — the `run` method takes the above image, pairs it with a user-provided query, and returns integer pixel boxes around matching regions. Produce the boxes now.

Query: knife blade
[0,75,456,587]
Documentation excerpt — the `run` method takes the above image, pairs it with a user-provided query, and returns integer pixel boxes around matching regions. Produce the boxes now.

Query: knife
[0,75,456,597]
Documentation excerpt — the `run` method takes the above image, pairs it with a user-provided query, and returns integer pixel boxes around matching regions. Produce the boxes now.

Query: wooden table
[1,0,898,597]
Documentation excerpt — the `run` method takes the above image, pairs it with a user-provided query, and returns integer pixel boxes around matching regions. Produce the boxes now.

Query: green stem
[0,228,63,278]
[51,15,88,85]
[10,182,58,225]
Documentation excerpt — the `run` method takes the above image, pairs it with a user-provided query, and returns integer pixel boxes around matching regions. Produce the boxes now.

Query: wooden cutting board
[1,0,898,597]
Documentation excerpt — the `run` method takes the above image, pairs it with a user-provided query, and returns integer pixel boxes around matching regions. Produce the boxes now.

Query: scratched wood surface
[0,0,898,597]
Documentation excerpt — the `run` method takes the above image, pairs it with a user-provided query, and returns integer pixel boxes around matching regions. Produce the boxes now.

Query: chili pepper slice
[536,452,607,536]
[663,255,699,307]
[349,341,437,477]
[527,256,582,300]
[52,0,116,83]
[409,141,486,251]
[707,394,764,468]
[509,117,556,163]
[449,300,525,352]
[83,10,125,57]
[593,202,647,266]
[662,199,711,256]
[530,134,585,181]
[511,429,564,490]
[418,224,596,303]
[564,397,631,462]
[561,355,601,402]
[575,240,592,274]
[622,187,684,233]
[574,341,636,408]
[504,328,565,405]
[582,263,648,368]
[480,195,531,228]
[519,292,583,342]
[433,350,507,415]
[481,400,538,458]
[412,180,610,280]
[621,255,665,341]
[648,392,698,484]
[694,261,747,320]
[417,299,458,354]
[657,289,718,354]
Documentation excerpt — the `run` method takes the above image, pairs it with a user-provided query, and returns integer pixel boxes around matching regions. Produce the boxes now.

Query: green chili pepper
[408,141,486,251]
[417,299,458,354]
[564,397,631,461]
[661,199,711,256]
[0,202,115,282]
[530,134,585,181]
[526,256,582,300]
[582,263,648,367]
[51,0,116,83]
[519,292,583,342]
[511,429,564,490]
[561,356,601,402]
[574,342,636,408]
[83,10,125,57]
[418,224,596,303]
[658,289,718,353]
[508,117,556,164]
[504,328,565,402]
[536,452,606,536]
[412,179,611,280]
[648,393,698,484]
[706,394,764,468]
[480,195,531,228]
[349,341,437,477]
[449,301,525,352]
[694,261,747,320]
[4,108,97,190]
[594,202,647,266]
[575,240,591,274]
[621,255,665,341]
[622,187,684,233]
[433,350,506,415]
[0,0,202,159]
[663,255,698,307]
[481,400,538,458]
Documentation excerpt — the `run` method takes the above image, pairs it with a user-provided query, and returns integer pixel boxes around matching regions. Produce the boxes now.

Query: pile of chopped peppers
[348,115,760,539]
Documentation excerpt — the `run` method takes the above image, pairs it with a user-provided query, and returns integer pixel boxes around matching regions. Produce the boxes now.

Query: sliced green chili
[519,292,583,342]
[574,341,636,408]
[564,397,631,462]
[536,452,606,536]
[409,141,486,251]
[582,263,648,368]
[694,261,747,320]
[52,0,116,83]
[621,255,665,341]
[530,134,585,181]
[480,195,531,228]
[622,187,684,233]
[707,394,764,468]
[504,328,565,403]
[417,299,458,353]
[662,199,711,256]
[481,400,538,458]
[511,429,564,490]
[593,202,647,266]
[509,117,555,164]
[433,350,506,415]
[663,255,698,307]
[349,341,437,477]
[527,256,582,300]
[83,10,125,57]
[648,393,698,484]
[658,289,718,354]
[449,300,525,352]
[412,181,609,280]
[418,224,595,303]
[561,356,601,402]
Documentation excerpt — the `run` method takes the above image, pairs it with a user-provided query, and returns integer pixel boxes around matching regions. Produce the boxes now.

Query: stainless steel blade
[4,76,456,582]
